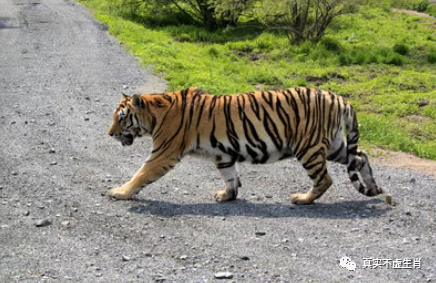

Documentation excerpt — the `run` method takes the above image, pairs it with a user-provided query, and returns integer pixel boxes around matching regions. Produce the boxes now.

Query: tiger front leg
[108,155,178,200]
[214,161,240,202]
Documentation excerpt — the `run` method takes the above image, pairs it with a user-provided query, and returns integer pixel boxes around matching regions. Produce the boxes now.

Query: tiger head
[108,93,151,146]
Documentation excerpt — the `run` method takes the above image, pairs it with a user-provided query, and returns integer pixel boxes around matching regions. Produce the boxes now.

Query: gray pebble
[255,231,266,236]
[214,272,234,279]
[50,161,58,166]
[122,255,130,261]
[35,219,52,227]
[49,148,56,154]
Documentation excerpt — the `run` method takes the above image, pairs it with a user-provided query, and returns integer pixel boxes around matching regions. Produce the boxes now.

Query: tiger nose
[108,132,114,137]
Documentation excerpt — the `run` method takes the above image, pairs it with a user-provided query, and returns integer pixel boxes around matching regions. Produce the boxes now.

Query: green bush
[249,71,282,85]
[339,54,352,65]
[208,46,220,58]
[227,41,255,52]
[255,39,273,52]
[393,43,409,55]
[427,49,436,63]
[320,37,342,53]
[384,53,405,66]
[411,0,431,12]
[339,49,379,66]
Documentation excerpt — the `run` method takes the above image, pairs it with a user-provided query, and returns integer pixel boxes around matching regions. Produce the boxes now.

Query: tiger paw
[107,187,133,200]
[290,193,314,205]
[214,189,236,202]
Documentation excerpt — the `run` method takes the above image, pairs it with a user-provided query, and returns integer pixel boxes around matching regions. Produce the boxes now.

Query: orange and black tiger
[107,87,384,204]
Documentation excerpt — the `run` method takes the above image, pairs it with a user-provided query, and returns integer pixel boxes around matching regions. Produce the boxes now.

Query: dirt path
[0,0,435,282]
[373,148,436,177]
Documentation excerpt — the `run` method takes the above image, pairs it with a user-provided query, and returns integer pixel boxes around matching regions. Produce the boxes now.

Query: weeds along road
[0,0,435,282]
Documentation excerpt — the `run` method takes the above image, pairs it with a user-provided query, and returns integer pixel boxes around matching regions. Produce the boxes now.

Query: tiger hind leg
[214,161,240,202]
[291,151,333,205]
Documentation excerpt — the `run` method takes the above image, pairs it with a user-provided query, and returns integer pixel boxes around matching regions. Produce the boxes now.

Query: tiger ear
[121,92,129,99]
[131,94,145,109]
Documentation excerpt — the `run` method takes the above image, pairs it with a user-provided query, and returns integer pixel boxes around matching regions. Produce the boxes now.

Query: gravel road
[0,0,435,282]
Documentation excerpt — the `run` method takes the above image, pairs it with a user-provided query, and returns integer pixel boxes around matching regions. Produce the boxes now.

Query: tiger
[107,87,384,204]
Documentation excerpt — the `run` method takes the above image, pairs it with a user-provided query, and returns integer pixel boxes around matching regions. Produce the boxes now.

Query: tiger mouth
[114,134,134,146]
[121,134,134,146]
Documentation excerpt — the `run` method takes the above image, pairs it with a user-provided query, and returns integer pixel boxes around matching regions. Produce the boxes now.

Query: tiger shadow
[128,198,390,219]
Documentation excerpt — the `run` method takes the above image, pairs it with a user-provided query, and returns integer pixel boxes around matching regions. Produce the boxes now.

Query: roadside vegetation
[79,0,436,159]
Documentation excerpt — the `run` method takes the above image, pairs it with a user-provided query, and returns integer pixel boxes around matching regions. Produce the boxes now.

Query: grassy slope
[79,1,436,159]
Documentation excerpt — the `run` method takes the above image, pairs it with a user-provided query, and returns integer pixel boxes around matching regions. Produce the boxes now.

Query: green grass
[79,0,436,160]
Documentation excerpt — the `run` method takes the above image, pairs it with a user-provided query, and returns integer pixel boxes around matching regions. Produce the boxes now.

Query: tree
[260,0,366,44]
[213,0,257,27]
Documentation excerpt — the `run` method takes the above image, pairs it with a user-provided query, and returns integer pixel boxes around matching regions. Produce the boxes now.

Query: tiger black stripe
[245,144,258,161]
[327,142,344,161]
[153,97,176,139]
[209,95,218,119]
[247,93,261,120]
[261,91,274,109]
[275,98,291,145]
[283,89,293,106]
[304,88,312,134]
[288,91,301,144]
[196,95,207,129]
[149,90,188,161]
[236,95,245,120]
[188,90,202,127]
[262,106,283,150]
[224,95,240,152]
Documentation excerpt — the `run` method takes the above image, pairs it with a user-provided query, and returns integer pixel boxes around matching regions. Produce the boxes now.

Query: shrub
[256,39,273,52]
[393,43,409,55]
[339,54,352,65]
[411,0,431,12]
[259,0,366,44]
[384,53,404,66]
[427,49,436,64]
[320,37,342,53]
[227,41,255,52]
[249,71,282,85]
[208,46,220,57]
